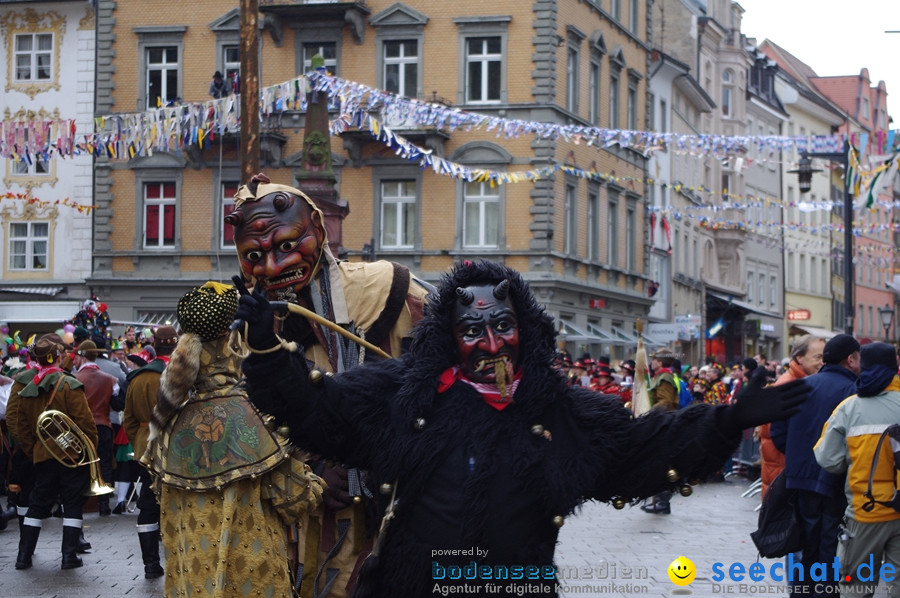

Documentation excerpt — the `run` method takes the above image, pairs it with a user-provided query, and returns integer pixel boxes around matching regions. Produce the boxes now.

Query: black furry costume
[242,261,744,597]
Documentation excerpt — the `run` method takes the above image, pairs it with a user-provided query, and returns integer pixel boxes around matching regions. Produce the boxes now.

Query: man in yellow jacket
[815,342,900,597]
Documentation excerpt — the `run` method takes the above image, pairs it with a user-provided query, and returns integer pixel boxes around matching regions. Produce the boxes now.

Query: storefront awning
[586,323,625,345]
[559,320,611,344]
[0,285,64,296]
[708,291,779,318]
[1,301,81,323]
[788,324,840,339]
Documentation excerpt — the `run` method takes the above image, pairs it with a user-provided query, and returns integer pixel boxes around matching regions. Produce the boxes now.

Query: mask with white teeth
[453,282,521,398]
[227,173,327,300]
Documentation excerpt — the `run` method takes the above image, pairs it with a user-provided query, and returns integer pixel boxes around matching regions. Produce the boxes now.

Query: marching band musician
[6,333,99,570]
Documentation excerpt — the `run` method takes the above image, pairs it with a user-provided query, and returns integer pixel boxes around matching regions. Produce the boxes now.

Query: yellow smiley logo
[667,556,696,586]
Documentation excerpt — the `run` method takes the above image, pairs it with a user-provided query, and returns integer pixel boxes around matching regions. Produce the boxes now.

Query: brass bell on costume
[380,483,394,495]
[679,484,693,497]
[612,498,626,510]
[276,425,291,438]
[353,496,363,504]
[552,515,564,528]
[413,417,426,430]
[666,468,679,483]
[309,369,324,384]
[531,424,544,436]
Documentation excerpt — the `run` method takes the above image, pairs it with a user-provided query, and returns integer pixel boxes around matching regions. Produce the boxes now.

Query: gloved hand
[234,286,279,351]
[320,464,353,512]
[727,366,809,430]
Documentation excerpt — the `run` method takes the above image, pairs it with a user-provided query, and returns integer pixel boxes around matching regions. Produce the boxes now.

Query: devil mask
[453,280,520,394]
[226,173,327,300]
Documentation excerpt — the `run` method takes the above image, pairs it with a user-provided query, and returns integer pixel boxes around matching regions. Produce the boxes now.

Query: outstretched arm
[588,368,809,502]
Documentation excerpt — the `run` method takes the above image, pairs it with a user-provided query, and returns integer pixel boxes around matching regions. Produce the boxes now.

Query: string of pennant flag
[2,70,900,213]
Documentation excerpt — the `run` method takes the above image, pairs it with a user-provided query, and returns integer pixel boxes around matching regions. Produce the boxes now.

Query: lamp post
[789,139,853,335]
[879,304,895,342]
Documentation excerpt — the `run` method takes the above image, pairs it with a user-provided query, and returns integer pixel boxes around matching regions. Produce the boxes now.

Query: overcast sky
[738,0,900,124]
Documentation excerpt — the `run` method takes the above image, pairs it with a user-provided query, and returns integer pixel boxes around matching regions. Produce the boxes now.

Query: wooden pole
[239,0,260,180]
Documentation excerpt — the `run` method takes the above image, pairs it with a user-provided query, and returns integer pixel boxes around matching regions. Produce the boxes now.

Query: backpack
[750,471,805,558]
[861,423,900,513]
[674,374,693,409]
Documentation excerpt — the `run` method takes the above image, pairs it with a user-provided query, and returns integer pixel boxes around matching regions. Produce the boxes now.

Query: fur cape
[243,260,741,597]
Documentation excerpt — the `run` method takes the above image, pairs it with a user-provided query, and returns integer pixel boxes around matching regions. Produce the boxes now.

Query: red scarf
[33,365,64,385]
[438,366,522,411]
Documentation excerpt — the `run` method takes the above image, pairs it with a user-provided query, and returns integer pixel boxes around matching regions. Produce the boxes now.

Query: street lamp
[879,304,895,342]
[789,140,854,335]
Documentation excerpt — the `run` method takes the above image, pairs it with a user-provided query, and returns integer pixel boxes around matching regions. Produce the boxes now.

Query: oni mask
[453,281,520,387]
[227,175,327,300]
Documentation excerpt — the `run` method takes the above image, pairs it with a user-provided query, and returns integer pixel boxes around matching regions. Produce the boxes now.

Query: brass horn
[36,410,114,497]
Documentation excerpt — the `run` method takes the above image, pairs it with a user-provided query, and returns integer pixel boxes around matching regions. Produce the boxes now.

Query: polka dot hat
[177,281,239,341]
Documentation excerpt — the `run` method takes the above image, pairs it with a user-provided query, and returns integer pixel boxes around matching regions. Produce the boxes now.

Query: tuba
[36,410,114,496]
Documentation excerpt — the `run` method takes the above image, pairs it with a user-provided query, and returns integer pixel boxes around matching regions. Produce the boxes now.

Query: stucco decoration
[0,8,66,99]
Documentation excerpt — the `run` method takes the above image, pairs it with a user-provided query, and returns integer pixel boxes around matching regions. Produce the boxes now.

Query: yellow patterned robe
[144,334,323,597]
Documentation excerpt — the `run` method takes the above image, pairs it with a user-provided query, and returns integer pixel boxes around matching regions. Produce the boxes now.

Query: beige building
[91,0,656,360]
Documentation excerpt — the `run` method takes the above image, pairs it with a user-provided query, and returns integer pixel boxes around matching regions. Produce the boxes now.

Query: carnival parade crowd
[0,175,899,598]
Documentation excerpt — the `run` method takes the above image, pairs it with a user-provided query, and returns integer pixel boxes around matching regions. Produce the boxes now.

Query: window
[721,173,731,200]
[6,9,65,97]
[144,182,176,248]
[629,0,639,35]
[610,0,621,20]
[303,42,337,73]
[9,125,50,177]
[626,204,636,270]
[223,45,240,92]
[565,182,578,255]
[627,77,638,130]
[722,69,733,117]
[758,273,765,306]
[660,99,667,132]
[566,46,579,113]
[587,186,599,261]
[607,192,619,265]
[221,182,239,249]
[381,180,417,248]
[862,97,870,120]
[146,46,179,108]
[8,222,48,270]
[463,181,499,248]
[746,272,753,302]
[693,238,698,278]
[589,60,601,125]
[383,40,418,97]
[800,255,807,291]
[14,33,52,82]
[609,70,620,129]
[770,276,777,306]
[465,37,502,104]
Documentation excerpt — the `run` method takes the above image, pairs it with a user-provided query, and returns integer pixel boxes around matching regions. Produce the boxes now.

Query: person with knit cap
[771,333,860,597]
[815,342,900,598]
[5,334,98,570]
[142,281,324,597]
[123,325,177,579]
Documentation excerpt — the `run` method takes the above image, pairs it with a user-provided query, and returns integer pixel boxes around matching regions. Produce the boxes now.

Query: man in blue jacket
[771,333,860,598]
